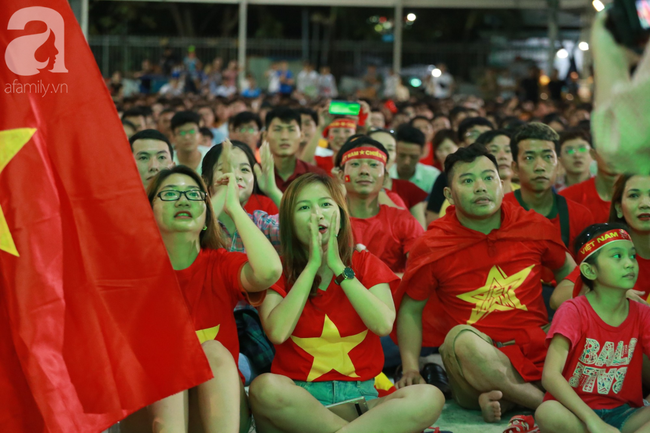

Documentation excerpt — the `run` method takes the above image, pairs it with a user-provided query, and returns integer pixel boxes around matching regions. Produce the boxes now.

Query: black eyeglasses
[156,190,207,201]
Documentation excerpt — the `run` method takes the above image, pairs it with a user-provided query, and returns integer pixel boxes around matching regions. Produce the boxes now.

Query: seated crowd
[122,91,650,433]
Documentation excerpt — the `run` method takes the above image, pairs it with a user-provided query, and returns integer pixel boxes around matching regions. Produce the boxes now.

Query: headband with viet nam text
[340,146,388,166]
[577,229,632,264]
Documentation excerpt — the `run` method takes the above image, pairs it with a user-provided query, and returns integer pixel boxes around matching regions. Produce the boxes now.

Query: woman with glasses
[146,165,282,433]
[249,173,444,433]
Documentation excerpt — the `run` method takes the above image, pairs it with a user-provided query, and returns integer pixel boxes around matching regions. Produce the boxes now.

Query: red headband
[577,229,632,264]
[323,118,357,138]
[341,146,388,166]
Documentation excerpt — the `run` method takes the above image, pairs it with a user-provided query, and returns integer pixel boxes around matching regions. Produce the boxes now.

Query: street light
[592,0,605,11]
[406,13,417,22]
[557,48,569,59]
[579,41,590,51]
[431,68,442,78]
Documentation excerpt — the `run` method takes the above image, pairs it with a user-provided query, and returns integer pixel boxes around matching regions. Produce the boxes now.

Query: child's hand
[253,141,277,196]
[626,289,649,306]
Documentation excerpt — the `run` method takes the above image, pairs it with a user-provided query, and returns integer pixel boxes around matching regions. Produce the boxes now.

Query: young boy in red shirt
[334,136,424,276]
[503,123,594,256]
[560,138,619,223]
[395,144,576,423]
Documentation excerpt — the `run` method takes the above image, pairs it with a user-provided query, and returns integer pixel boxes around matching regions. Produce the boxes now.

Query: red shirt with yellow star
[175,248,263,372]
[269,250,400,382]
[397,202,568,381]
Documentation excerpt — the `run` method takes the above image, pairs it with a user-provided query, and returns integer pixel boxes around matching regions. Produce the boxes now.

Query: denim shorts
[294,379,379,406]
[593,404,641,430]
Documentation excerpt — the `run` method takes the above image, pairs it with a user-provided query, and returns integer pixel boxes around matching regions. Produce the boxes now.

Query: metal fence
[88,35,549,84]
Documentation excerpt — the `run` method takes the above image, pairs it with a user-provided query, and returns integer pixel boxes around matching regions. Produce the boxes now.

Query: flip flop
[503,415,540,433]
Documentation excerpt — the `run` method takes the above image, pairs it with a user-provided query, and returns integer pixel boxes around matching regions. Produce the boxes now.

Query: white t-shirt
[173,145,210,175]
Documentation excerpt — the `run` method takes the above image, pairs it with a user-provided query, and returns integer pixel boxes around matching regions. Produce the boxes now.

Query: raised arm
[253,141,283,208]
[217,173,282,292]
[299,106,333,165]
[257,213,323,344]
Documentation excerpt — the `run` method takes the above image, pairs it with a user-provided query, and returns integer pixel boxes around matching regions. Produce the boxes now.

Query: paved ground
[430,400,533,433]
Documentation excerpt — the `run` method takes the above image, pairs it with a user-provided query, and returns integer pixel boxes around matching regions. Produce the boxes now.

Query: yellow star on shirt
[0,128,35,257]
[291,314,368,382]
[457,265,534,325]
[196,324,220,344]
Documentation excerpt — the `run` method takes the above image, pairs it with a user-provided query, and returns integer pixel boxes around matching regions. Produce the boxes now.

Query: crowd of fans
[113,33,650,433]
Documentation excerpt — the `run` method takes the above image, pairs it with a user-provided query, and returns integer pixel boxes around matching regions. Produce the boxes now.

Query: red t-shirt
[385,189,407,208]
[400,203,567,381]
[174,249,262,370]
[244,193,278,215]
[560,177,611,224]
[350,205,424,273]
[544,296,650,409]
[389,179,428,210]
[419,142,442,171]
[314,155,335,176]
[269,250,400,382]
[275,159,328,192]
[502,192,595,257]
[568,255,650,301]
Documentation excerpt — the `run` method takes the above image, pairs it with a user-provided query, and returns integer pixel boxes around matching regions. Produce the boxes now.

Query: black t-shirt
[427,172,448,213]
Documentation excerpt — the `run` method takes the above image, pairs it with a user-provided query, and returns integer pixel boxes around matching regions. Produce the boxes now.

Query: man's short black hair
[395,124,425,147]
[542,113,567,129]
[298,108,319,126]
[334,135,389,168]
[171,111,201,133]
[265,107,301,129]
[474,129,511,147]
[121,108,145,121]
[409,115,432,126]
[129,129,174,160]
[444,143,499,182]
[160,108,176,116]
[230,111,262,130]
[500,116,526,131]
[199,127,214,139]
[559,128,592,149]
[457,117,494,142]
[449,106,468,121]
[510,122,560,162]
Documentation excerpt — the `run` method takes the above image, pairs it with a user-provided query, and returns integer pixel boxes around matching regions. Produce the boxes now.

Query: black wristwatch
[335,267,355,285]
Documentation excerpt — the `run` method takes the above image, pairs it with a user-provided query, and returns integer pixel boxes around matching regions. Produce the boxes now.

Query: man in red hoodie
[395,144,575,423]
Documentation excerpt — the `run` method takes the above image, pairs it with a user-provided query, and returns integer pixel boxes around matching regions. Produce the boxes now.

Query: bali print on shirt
[457,265,534,325]
[569,337,637,395]
[291,314,368,382]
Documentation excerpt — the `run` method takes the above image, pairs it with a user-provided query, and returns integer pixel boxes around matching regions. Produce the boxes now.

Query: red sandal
[503,415,540,433]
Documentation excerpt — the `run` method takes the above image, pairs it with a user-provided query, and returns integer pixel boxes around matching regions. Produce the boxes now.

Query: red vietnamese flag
[0,2,212,432]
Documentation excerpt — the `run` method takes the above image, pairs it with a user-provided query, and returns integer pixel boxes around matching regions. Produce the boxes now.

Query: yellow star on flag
[291,314,368,382]
[457,265,534,325]
[0,128,35,257]
[195,324,220,344]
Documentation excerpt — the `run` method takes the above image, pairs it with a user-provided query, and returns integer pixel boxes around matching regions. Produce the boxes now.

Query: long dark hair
[609,174,632,224]
[147,165,225,250]
[201,140,260,196]
[279,173,353,297]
